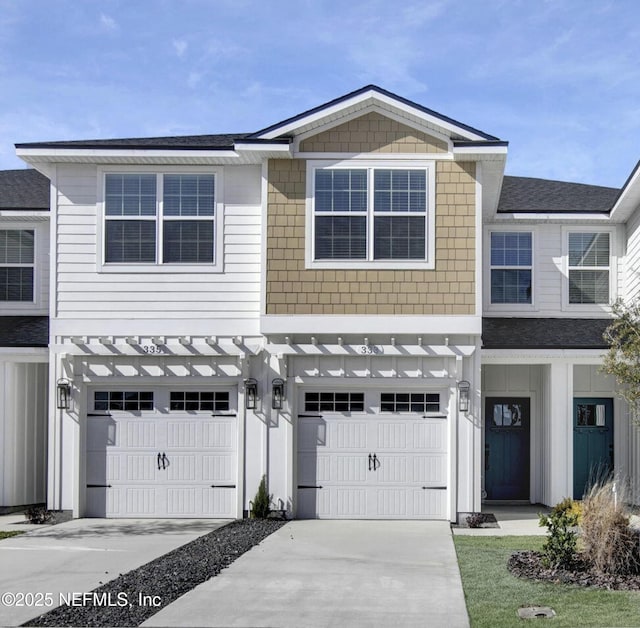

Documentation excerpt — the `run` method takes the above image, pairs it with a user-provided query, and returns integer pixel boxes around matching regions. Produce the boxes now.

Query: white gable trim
[257,88,491,142]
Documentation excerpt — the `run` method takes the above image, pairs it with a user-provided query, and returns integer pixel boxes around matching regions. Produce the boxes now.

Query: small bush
[251,475,272,519]
[466,513,487,528]
[539,500,579,569]
[552,497,583,524]
[25,506,54,525]
[581,479,640,575]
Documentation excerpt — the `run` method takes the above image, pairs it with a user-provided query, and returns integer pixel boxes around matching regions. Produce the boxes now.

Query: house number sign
[141,345,165,354]
[360,345,383,355]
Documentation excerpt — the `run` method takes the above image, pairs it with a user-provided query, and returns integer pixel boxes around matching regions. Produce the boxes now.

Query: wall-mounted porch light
[57,378,71,410]
[457,380,470,413]
[244,378,258,410]
[271,378,285,410]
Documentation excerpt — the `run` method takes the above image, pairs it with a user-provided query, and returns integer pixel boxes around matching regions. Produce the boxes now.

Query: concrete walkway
[453,504,550,536]
[0,517,227,627]
[143,520,469,628]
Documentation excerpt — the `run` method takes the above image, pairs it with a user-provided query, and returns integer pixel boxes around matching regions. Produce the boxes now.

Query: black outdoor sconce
[457,380,470,413]
[57,378,71,410]
[271,378,285,410]
[244,378,258,410]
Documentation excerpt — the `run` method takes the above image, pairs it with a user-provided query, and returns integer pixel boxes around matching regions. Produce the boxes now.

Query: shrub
[251,475,272,519]
[466,513,487,528]
[25,506,54,525]
[552,496,583,524]
[581,479,640,575]
[539,500,579,569]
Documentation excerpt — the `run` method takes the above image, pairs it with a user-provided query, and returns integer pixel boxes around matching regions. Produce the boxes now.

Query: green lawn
[0,531,23,540]
[454,536,640,628]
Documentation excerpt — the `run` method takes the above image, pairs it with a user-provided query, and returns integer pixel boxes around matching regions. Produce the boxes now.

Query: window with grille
[170,391,230,412]
[490,232,532,304]
[103,172,218,266]
[568,232,610,304]
[94,391,154,411]
[312,166,429,263]
[304,392,365,412]
[380,392,440,413]
[0,230,34,301]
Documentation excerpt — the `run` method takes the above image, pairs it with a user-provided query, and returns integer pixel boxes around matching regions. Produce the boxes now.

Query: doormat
[451,512,499,528]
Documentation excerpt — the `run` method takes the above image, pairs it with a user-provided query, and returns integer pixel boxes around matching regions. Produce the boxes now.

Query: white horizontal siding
[625,208,640,303]
[55,164,263,321]
[484,221,623,318]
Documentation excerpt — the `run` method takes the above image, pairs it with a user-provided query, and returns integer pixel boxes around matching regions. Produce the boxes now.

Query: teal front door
[573,398,614,499]
[485,398,530,500]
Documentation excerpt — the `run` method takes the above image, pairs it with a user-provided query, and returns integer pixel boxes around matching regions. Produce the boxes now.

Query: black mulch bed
[23,518,286,628]
[508,550,640,591]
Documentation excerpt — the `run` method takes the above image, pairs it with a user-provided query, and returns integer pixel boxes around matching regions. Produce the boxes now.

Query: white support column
[546,361,573,505]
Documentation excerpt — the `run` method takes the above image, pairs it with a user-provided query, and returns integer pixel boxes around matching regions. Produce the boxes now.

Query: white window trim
[484,227,537,312]
[561,226,616,312]
[96,165,224,274]
[304,159,436,270]
[0,222,44,309]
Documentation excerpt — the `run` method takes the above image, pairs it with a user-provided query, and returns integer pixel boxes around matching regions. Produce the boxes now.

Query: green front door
[573,398,614,499]
[485,397,530,500]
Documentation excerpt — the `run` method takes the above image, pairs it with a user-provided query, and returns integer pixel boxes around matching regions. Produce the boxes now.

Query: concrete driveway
[143,520,469,628]
[0,518,227,627]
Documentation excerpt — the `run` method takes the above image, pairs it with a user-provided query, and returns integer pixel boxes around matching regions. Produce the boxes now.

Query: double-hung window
[103,171,219,269]
[309,162,434,268]
[0,229,34,301]
[567,232,610,305]
[490,232,532,304]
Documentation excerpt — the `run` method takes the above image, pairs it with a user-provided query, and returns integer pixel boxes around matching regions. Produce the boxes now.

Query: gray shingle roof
[0,169,50,210]
[15,133,252,151]
[482,317,611,350]
[498,176,620,214]
[0,316,49,347]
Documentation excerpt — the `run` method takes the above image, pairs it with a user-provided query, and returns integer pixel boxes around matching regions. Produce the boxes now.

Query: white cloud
[173,39,188,58]
[99,13,117,31]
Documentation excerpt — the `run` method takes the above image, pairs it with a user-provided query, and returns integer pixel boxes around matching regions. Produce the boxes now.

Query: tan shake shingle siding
[299,112,448,154]
[266,115,476,316]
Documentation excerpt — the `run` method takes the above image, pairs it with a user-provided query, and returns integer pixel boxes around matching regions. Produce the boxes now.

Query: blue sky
[1,0,638,188]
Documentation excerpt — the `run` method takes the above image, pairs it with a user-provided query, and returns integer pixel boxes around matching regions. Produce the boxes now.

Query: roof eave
[251,85,500,142]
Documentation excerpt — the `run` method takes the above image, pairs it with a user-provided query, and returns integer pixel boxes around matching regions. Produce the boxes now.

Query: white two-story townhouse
[0,169,50,511]
[13,85,640,521]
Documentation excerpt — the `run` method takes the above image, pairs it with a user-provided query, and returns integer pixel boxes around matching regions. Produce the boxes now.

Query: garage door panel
[166,487,197,515]
[413,422,446,451]
[336,488,366,517]
[86,397,237,518]
[377,423,408,450]
[202,454,235,482]
[334,422,367,449]
[202,420,235,448]
[167,421,197,447]
[376,456,407,483]
[203,488,235,517]
[125,421,157,448]
[166,454,197,481]
[412,488,447,517]
[375,489,407,517]
[335,455,368,482]
[126,454,157,481]
[297,408,449,520]
[412,455,447,484]
[125,488,156,515]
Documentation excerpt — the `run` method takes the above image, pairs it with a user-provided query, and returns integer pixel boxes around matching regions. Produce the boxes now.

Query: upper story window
[568,232,610,304]
[0,229,34,301]
[307,161,435,269]
[490,232,532,304]
[101,170,221,271]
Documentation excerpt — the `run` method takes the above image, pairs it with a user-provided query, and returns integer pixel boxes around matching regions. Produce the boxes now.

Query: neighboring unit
[10,86,640,520]
[0,169,50,512]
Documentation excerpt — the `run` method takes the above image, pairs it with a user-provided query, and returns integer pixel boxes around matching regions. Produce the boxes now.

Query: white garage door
[86,389,237,518]
[297,391,449,520]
